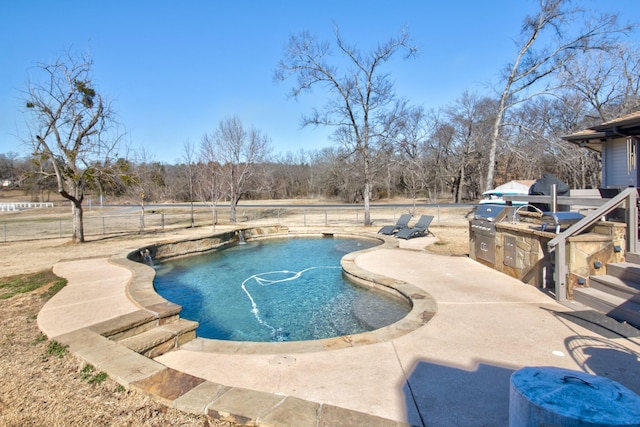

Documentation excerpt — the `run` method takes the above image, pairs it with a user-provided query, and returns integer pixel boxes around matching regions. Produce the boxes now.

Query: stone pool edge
[50,225,434,426]
[114,224,437,354]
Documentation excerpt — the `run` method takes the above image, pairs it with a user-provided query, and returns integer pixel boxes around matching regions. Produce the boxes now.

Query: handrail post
[554,243,567,302]
[547,187,638,302]
[626,189,638,253]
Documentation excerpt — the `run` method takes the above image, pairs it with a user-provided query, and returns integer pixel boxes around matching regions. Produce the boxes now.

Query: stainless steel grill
[473,205,514,222]
[470,205,515,264]
[540,212,584,233]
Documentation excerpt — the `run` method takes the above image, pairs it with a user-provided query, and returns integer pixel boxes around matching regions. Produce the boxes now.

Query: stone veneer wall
[471,218,627,298]
[566,222,626,298]
[127,225,289,263]
[494,223,554,288]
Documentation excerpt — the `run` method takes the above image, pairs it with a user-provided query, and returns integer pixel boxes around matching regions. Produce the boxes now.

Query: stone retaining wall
[127,225,289,263]
[470,216,627,295]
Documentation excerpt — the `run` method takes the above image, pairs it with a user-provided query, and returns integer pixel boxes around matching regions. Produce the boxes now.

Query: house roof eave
[561,130,604,153]
[561,111,640,153]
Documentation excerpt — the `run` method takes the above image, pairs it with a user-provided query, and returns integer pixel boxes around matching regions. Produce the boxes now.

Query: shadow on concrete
[402,331,640,426]
[550,308,640,339]
[564,335,640,395]
[539,307,640,394]
[403,359,514,427]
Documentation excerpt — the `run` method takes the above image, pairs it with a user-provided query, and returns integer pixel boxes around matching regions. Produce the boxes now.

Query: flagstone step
[118,318,198,358]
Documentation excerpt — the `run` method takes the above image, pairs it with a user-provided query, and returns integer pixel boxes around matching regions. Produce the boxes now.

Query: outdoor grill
[540,211,585,233]
[470,205,515,264]
[473,204,514,222]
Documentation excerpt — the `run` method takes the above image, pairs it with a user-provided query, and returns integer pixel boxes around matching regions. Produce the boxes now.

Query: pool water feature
[154,237,411,342]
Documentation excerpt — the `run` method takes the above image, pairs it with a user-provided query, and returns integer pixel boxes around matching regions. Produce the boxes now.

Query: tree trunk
[71,200,84,243]
[60,184,85,243]
[210,202,217,231]
[363,155,372,226]
[230,203,236,222]
[230,196,238,223]
[456,162,466,204]
[486,94,507,191]
[363,180,372,226]
[386,164,392,199]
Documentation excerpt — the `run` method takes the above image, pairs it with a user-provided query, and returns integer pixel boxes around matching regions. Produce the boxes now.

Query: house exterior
[562,111,640,188]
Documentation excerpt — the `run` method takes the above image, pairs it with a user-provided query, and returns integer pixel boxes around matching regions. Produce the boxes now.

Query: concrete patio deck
[38,235,640,426]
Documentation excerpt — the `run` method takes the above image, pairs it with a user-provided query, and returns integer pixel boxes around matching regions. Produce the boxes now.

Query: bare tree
[425,117,457,201]
[23,51,119,242]
[203,116,271,223]
[182,141,196,227]
[485,0,630,190]
[197,133,225,229]
[559,44,640,121]
[124,146,166,229]
[394,106,433,202]
[269,150,313,198]
[276,26,416,225]
[445,92,494,203]
[0,152,19,184]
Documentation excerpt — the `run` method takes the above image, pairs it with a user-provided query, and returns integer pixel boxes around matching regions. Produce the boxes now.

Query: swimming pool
[154,237,411,342]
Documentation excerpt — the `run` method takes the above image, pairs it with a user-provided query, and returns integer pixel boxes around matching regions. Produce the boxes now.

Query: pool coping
[41,225,640,426]
[43,225,435,426]
[113,225,437,354]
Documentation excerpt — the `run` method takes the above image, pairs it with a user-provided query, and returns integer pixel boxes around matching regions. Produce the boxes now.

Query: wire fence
[0,204,474,243]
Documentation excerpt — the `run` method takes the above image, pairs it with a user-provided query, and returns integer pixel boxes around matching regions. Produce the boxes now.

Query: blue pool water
[153,237,411,342]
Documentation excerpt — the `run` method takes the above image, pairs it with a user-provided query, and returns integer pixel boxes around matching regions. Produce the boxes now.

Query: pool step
[118,318,198,358]
[89,300,183,341]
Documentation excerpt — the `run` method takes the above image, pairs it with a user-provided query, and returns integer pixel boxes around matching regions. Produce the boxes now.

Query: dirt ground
[0,203,469,426]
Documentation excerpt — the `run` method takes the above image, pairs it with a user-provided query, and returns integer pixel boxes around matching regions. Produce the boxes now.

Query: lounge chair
[395,215,434,239]
[378,213,412,235]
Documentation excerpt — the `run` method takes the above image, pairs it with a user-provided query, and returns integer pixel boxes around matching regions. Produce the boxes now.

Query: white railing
[0,202,54,211]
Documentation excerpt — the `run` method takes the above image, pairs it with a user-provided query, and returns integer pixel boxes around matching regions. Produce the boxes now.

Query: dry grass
[0,279,232,427]
[427,225,470,256]
[0,202,470,426]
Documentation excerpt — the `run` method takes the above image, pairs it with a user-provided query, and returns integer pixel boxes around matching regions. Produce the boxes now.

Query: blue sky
[1,1,638,163]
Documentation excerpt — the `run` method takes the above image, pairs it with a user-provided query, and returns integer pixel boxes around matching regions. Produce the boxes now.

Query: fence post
[325,209,328,226]
[59,219,62,238]
[140,214,144,231]
[2,222,6,242]
[161,213,165,229]
[304,209,307,227]
[102,217,105,235]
